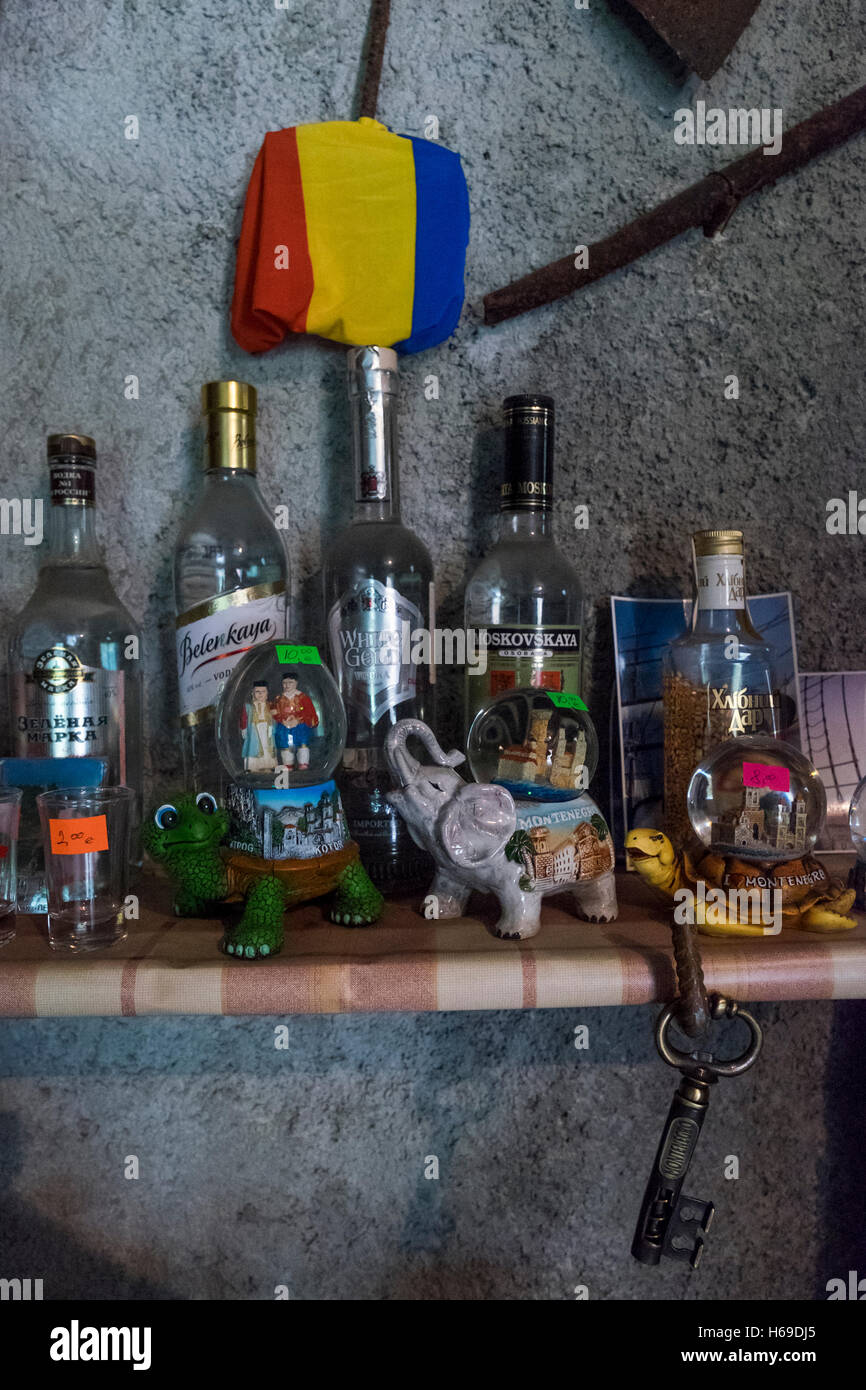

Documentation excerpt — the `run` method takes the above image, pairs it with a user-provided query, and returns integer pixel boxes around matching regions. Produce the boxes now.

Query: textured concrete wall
[0,0,864,1299]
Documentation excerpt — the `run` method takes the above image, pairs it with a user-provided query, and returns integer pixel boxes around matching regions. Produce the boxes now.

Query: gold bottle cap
[693,529,744,557]
[47,433,96,461]
[201,380,257,415]
[201,381,257,471]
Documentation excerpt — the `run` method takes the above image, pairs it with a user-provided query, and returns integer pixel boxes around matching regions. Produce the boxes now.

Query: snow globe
[687,735,824,862]
[848,773,866,909]
[626,735,856,936]
[143,641,382,961]
[467,687,598,801]
[213,640,355,868]
[465,687,615,907]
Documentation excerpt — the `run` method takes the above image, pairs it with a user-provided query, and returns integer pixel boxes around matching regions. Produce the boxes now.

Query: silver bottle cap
[347,345,399,397]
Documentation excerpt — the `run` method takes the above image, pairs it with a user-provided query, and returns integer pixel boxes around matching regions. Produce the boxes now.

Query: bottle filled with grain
[662,529,780,848]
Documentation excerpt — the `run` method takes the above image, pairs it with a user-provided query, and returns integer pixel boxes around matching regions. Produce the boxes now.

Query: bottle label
[695,554,745,609]
[707,685,781,734]
[50,464,95,506]
[465,624,582,728]
[328,578,422,726]
[175,584,288,721]
[357,458,389,502]
[12,646,126,781]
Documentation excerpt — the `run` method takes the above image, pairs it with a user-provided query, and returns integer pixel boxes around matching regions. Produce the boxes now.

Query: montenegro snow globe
[216,640,348,859]
[467,687,598,802]
[624,734,855,935]
[466,686,614,893]
[686,735,824,863]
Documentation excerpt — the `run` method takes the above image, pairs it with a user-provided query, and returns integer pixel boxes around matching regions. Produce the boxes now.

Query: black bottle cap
[501,396,555,510]
[47,433,96,462]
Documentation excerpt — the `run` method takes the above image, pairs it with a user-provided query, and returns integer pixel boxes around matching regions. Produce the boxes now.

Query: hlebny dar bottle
[464,394,584,735]
[174,381,290,794]
[663,528,780,848]
[8,432,143,806]
[324,346,435,896]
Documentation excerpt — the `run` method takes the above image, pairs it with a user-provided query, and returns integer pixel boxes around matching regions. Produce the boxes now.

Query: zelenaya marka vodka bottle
[663,528,780,849]
[8,432,143,841]
[464,395,584,735]
[324,346,435,896]
[174,382,290,794]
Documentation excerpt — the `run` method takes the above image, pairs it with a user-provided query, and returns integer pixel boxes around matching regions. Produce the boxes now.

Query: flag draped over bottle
[231,118,470,355]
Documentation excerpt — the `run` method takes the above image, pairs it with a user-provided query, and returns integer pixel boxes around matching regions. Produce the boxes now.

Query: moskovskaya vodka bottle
[464,395,584,735]
[8,432,143,802]
[324,346,435,896]
[174,382,290,793]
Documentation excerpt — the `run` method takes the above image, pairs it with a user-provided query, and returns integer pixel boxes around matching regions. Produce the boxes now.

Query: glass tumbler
[0,788,22,947]
[36,786,134,953]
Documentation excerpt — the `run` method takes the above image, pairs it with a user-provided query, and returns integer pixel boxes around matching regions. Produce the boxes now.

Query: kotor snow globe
[467,687,598,802]
[217,641,346,790]
[215,640,351,862]
[143,641,383,962]
[686,735,824,862]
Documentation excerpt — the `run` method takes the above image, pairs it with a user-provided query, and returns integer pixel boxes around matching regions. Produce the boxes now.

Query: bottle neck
[498,507,552,540]
[201,466,261,492]
[45,461,102,565]
[350,384,400,523]
[203,406,256,473]
[691,550,752,634]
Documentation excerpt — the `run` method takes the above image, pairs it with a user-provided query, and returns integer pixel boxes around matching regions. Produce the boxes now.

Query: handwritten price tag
[276,644,321,666]
[547,692,589,711]
[743,762,790,793]
[49,814,109,855]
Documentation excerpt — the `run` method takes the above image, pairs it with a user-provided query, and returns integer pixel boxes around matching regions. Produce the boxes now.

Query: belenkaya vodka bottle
[324,346,435,896]
[8,433,143,800]
[663,529,780,848]
[174,382,290,794]
[464,395,583,734]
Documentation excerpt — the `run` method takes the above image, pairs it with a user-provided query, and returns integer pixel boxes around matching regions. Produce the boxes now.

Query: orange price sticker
[49,814,109,855]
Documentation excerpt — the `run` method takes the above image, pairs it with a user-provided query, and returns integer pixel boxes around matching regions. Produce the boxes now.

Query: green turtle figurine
[143,791,383,959]
[146,638,386,958]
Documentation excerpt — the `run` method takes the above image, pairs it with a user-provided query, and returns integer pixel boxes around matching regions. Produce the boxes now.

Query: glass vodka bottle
[174,381,290,795]
[324,346,435,897]
[8,434,144,862]
[464,395,584,736]
[663,528,780,848]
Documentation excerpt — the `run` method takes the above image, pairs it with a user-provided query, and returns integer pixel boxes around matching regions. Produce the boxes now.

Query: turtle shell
[220,842,360,904]
[694,852,838,913]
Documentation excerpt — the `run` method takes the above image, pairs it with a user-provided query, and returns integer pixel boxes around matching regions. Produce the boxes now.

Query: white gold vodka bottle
[174,382,290,794]
[324,346,435,896]
[464,395,584,736]
[8,433,143,800]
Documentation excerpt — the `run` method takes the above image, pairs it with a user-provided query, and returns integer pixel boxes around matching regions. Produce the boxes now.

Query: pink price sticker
[743,761,790,793]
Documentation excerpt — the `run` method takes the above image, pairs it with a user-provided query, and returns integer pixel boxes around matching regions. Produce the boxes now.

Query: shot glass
[0,788,22,947]
[36,786,134,953]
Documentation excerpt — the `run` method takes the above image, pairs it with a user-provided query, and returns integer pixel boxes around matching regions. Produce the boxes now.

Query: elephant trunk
[385,719,464,786]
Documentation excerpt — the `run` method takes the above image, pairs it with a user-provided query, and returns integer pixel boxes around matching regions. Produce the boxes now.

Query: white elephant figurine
[385,718,618,939]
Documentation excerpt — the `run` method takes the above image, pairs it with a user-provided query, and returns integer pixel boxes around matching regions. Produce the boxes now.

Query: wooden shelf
[1,865,864,1018]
